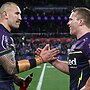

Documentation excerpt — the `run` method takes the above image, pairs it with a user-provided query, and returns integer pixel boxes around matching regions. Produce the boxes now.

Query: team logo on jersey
[68,58,77,66]
[1,35,9,49]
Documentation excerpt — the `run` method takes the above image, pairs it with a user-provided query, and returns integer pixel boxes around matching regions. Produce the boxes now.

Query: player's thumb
[43,44,50,50]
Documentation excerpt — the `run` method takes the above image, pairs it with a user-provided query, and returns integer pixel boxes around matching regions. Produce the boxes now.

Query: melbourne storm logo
[1,35,9,49]
[68,58,77,66]
[68,57,77,68]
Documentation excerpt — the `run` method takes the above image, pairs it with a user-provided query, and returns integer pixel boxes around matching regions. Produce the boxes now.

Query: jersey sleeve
[0,34,13,56]
[83,40,90,59]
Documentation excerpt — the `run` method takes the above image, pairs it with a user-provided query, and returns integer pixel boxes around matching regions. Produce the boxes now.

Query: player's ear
[2,11,8,19]
[79,19,85,26]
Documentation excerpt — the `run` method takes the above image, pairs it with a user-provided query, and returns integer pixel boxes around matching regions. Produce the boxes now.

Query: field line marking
[36,63,46,90]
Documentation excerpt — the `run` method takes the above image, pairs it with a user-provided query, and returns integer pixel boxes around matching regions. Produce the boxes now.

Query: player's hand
[35,44,50,55]
[80,77,90,90]
[35,48,42,55]
[39,44,59,63]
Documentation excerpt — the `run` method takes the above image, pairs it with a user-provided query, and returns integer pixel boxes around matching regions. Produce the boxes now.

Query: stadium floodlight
[30,16,34,20]
[27,24,30,28]
[64,16,68,20]
[44,16,48,20]
[37,16,41,20]
[23,16,28,20]
[26,22,30,28]
[51,16,55,20]
[57,16,61,20]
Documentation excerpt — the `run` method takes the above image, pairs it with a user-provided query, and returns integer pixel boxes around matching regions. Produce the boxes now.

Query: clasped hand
[35,44,60,63]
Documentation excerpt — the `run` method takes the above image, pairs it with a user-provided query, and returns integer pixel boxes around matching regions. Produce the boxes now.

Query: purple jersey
[0,24,15,80]
[68,33,90,90]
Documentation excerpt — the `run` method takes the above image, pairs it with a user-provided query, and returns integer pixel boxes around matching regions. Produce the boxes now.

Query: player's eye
[15,12,20,15]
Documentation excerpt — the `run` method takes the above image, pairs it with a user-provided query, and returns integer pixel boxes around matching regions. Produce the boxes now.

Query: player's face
[67,11,80,36]
[7,4,22,29]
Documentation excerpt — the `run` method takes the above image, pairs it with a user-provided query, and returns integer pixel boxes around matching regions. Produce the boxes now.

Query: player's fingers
[35,51,40,55]
[37,48,42,51]
[42,44,50,50]
[35,48,42,55]
[50,48,60,56]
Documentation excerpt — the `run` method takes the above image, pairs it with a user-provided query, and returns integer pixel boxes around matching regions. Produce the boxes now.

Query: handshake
[14,73,33,90]
[14,44,60,90]
[35,44,60,64]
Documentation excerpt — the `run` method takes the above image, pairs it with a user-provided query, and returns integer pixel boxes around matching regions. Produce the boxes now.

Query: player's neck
[77,30,90,39]
[0,21,11,32]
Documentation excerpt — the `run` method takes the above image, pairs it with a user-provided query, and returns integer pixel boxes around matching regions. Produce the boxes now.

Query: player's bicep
[0,51,18,75]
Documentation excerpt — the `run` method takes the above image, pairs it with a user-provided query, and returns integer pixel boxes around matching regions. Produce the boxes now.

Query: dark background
[0,0,90,33]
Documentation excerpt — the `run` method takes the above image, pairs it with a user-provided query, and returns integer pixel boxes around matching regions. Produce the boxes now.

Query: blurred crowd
[12,33,76,60]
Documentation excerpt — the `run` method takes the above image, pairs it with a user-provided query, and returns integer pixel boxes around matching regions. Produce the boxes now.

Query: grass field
[15,63,69,90]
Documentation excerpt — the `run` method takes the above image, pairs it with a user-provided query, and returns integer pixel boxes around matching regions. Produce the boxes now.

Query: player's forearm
[0,45,59,75]
[17,55,43,72]
[0,52,43,75]
[50,60,69,75]
[17,47,59,73]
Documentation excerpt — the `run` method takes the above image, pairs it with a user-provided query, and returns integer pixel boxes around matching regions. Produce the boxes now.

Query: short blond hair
[0,2,18,18]
[72,7,90,28]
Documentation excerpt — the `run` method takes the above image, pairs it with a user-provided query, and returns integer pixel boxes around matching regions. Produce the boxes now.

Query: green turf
[42,63,69,90]
[15,63,69,90]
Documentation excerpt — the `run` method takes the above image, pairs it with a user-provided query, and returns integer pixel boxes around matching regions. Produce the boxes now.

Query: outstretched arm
[0,44,59,75]
[50,60,69,75]
[35,46,69,75]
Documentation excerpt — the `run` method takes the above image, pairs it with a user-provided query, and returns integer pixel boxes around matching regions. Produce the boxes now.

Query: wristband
[16,61,19,73]
[29,55,43,69]
[35,55,43,65]
[17,56,43,72]
[29,59,36,69]
[18,60,31,72]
